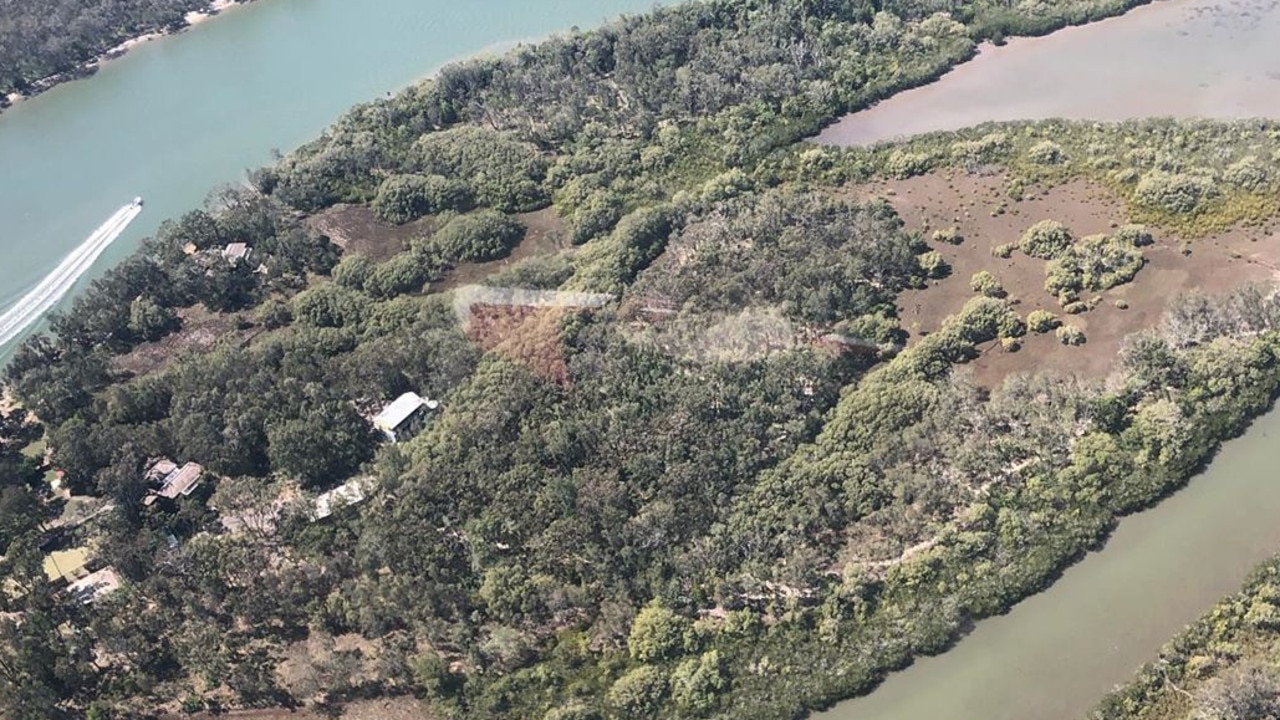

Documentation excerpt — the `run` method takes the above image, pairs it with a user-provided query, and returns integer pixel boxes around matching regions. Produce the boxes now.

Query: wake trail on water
[0,201,142,348]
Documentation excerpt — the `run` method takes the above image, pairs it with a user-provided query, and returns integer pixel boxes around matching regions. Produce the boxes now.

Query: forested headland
[11,0,1280,719]
[0,0,225,100]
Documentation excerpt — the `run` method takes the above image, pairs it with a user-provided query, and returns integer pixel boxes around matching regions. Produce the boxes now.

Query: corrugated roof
[372,392,428,431]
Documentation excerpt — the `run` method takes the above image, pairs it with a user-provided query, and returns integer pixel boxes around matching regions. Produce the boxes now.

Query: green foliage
[1132,169,1217,215]
[606,665,668,719]
[418,210,525,264]
[1026,139,1064,165]
[0,0,209,97]
[932,226,964,245]
[917,250,950,279]
[291,283,371,328]
[1018,219,1073,260]
[1027,309,1060,333]
[372,174,474,224]
[1044,232,1145,304]
[627,602,689,663]
[969,270,1004,298]
[363,253,435,299]
[1056,324,1086,345]
[670,650,728,716]
[412,126,548,212]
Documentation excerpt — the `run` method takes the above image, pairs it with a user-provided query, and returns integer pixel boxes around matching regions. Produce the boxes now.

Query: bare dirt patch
[309,204,435,261]
[847,172,1280,385]
[435,207,569,291]
[113,305,256,376]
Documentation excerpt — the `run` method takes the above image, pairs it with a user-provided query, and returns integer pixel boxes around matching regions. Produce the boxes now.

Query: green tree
[627,601,689,663]
[266,401,376,487]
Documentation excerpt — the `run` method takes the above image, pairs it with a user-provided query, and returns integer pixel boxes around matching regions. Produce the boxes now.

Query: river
[815,0,1280,146]
[0,0,658,357]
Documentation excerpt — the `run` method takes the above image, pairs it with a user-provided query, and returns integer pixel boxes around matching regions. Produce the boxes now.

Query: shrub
[1225,155,1271,192]
[1027,309,1060,333]
[1114,224,1154,247]
[332,253,374,290]
[1001,337,1021,352]
[420,211,526,263]
[1057,324,1086,345]
[885,150,932,179]
[992,243,1015,259]
[918,250,950,279]
[1133,170,1216,214]
[372,174,474,224]
[257,298,293,329]
[932,226,964,245]
[1043,233,1145,302]
[970,270,1005,298]
[670,651,728,716]
[1019,220,1073,260]
[628,602,690,663]
[1026,140,1065,165]
[363,253,434,298]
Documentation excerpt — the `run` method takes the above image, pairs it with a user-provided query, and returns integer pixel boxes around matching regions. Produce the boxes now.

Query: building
[66,567,121,604]
[371,392,439,443]
[222,242,252,265]
[143,459,204,506]
[312,478,368,521]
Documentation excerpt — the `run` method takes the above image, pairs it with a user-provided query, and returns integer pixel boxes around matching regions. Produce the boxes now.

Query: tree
[266,401,377,487]
[606,665,668,719]
[670,650,728,716]
[128,296,178,342]
[418,211,526,264]
[627,601,689,663]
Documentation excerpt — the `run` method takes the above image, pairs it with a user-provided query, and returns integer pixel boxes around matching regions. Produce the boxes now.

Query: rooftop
[372,392,435,431]
[313,479,368,520]
[67,567,121,604]
[144,460,204,505]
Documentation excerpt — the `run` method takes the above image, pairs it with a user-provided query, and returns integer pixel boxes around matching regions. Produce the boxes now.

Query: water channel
[0,0,658,356]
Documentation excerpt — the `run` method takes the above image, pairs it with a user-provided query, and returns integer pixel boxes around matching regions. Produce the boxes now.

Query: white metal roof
[313,479,367,520]
[372,392,428,431]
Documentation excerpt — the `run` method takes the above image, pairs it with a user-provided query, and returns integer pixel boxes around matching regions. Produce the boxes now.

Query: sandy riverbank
[1,0,252,112]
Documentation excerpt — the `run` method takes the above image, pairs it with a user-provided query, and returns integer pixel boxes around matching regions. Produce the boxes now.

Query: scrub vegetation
[1092,555,1280,720]
[8,1,1280,719]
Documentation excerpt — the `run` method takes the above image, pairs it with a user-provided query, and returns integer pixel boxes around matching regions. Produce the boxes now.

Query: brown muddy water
[816,0,1280,146]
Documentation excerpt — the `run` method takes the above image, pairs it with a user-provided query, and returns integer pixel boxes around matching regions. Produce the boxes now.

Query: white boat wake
[0,198,143,348]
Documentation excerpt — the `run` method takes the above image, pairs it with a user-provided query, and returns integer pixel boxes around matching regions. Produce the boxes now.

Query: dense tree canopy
[0,0,209,97]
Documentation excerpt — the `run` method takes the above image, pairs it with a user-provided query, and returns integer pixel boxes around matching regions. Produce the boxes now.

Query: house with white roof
[371,392,439,443]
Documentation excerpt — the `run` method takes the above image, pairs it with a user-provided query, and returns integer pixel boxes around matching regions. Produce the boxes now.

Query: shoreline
[0,0,248,114]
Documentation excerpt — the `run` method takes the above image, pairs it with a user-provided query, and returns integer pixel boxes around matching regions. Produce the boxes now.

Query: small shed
[371,392,439,443]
